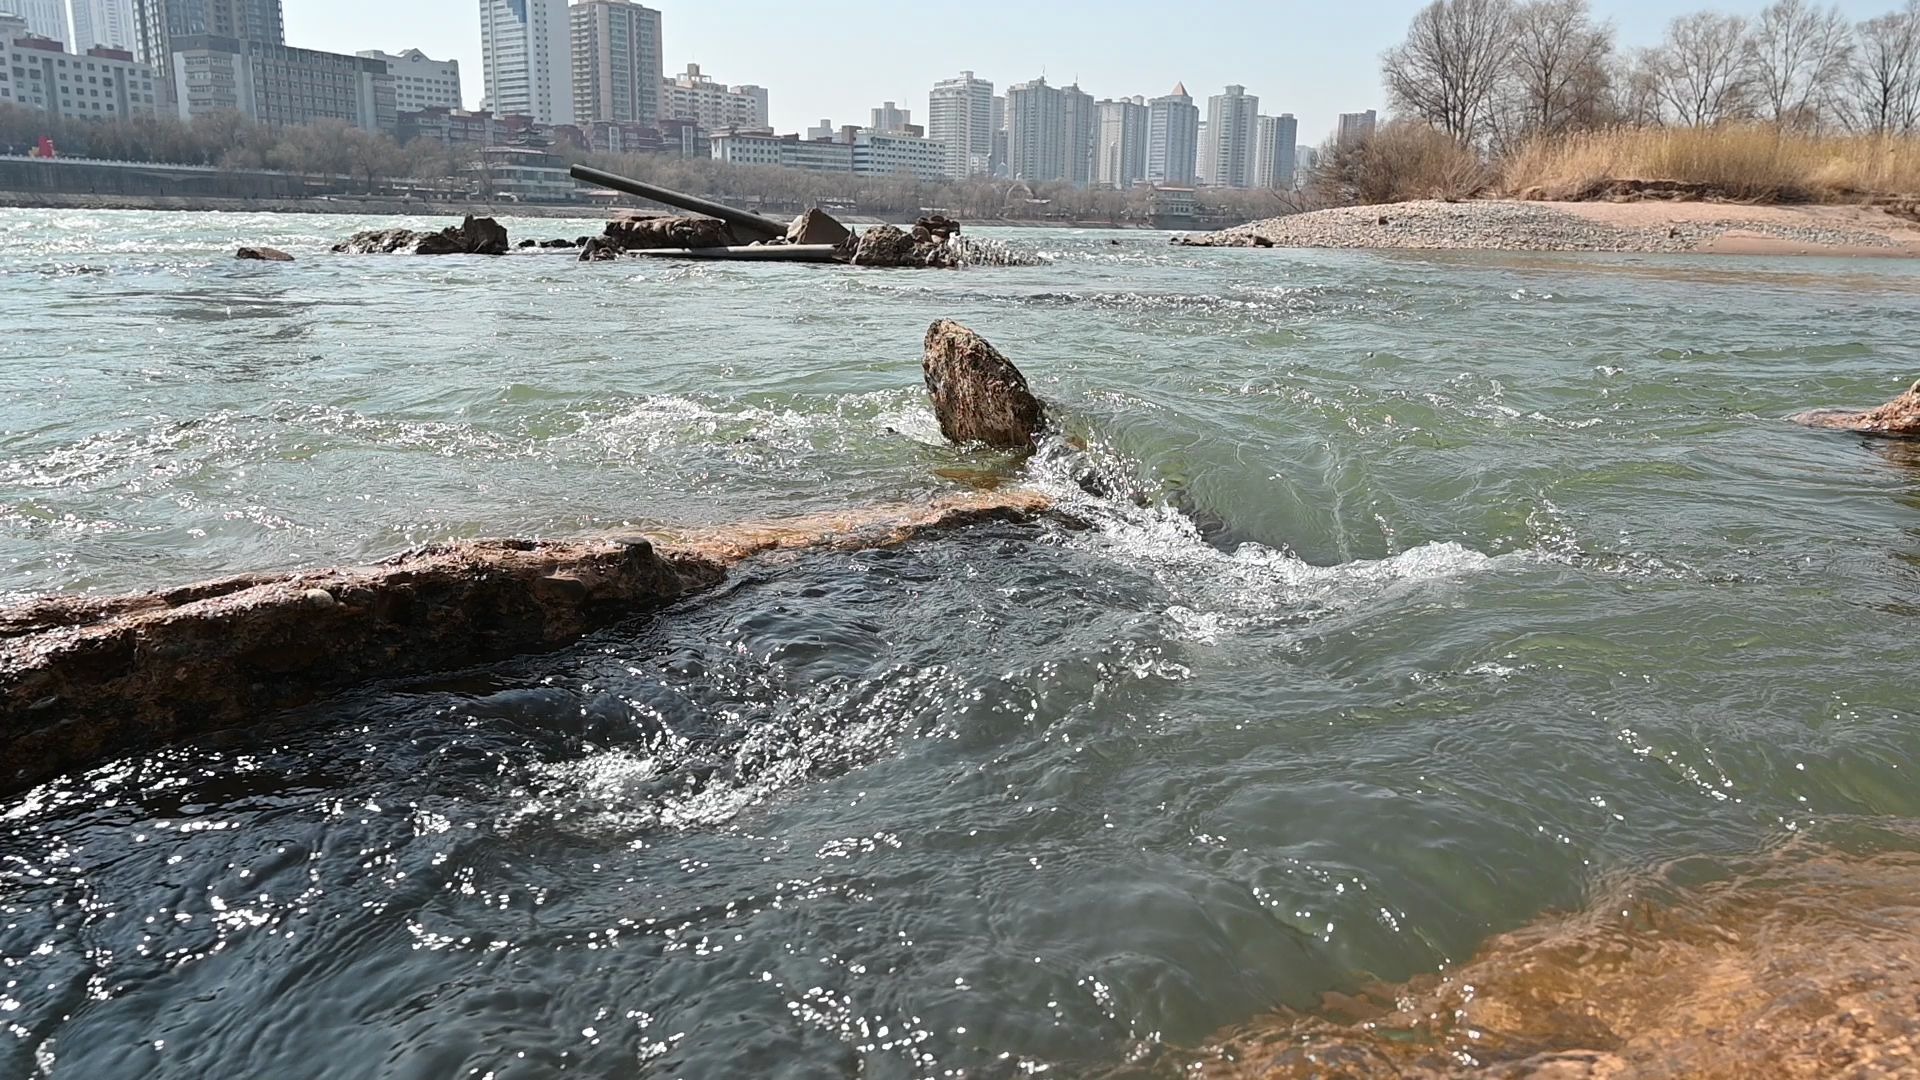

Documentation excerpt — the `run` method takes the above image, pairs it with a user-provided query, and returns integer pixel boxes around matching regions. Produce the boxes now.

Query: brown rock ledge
[0,491,1049,793]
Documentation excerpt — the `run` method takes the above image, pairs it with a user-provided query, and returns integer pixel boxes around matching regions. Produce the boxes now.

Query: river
[1,209,1918,1077]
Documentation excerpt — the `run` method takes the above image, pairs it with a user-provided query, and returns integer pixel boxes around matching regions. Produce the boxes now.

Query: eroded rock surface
[236,246,293,261]
[604,214,734,250]
[922,319,1048,450]
[1175,836,1920,1079]
[0,492,1051,793]
[787,208,851,246]
[1793,379,1920,437]
[333,216,510,256]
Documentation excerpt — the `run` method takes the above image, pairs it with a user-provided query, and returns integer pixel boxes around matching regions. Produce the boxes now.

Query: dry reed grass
[1501,126,1920,203]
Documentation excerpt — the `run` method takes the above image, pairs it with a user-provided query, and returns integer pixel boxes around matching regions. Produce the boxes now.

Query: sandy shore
[1183,198,1920,257]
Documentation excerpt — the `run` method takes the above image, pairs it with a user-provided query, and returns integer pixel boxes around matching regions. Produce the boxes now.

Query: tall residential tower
[928,70,993,180]
[479,0,572,124]
[1147,83,1199,186]
[1205,85,1259,188]
[69,0,136,49]
[570,0,661,125]
[1095,96,1148,189]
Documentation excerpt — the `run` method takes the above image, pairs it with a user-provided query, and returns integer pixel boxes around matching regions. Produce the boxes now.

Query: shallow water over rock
[2,210,1920,1077]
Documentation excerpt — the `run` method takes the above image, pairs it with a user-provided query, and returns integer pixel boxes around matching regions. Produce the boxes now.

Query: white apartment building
[711,129,946,181]
[661,63,766,130]
[357,48,460,113]
[1062,82,1095,188]
[172,35,395,133]
[571,0,660,125]
[1095,96,1148,189]
[1147,83,1198,186]
[853,130,944,180]
[1006,76,1066,183]
[0,22,158,118]
[479,0,571,124]
[927,69,992,180]
[1206,85,1259,188]
[11,0,66,42]
[1252,112,1298,189]
[68,0,135,50]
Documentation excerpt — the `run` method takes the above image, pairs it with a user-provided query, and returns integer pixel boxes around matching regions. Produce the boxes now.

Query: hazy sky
[287,0,1901,143]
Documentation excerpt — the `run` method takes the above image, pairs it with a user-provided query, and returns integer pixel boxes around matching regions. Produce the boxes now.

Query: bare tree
[1746,0,1855,129]
[1647,11,1757,125]
[1849,1,1920,133]
[1507,0,1616,136]
[1382,0,1517,143]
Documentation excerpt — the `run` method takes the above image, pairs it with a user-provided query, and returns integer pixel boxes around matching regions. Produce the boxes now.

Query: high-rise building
[1196,119,1211,183]
[661,63,766,130]
[1337,109,1377,147]
[171,35,395,133]
[479,0,571,124]
[1094,96,1147,189]
[928,70,993,180]
[12,0,68,42]
[1253,113,1298,189]
[1147,82,1198,186]
[1006,76,1066,183]
[357,48,461,113]
[68,0,136,49]
[133,0,282,102]
[869,100,909,134]
[1205,85,1259,188]
[989,93,1006,177]
[1297,144,1318,174]
[1061,82,1096,188]
[1,29,158,117]
[570,0,661,125]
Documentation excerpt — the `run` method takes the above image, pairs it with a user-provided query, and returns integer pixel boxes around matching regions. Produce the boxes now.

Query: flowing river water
[1,209,1918,1078]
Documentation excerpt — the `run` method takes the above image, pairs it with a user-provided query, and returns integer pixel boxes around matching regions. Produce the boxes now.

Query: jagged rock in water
[235,246,293,261]
[517,239,538,249]
[604,215,734,251]
[539,238,578,249]
[332,228,423,254]
[922,319,1047,450]
[787,208,851,246]
[579,236,623,262]
[916,214,961,241]
[851,224,920,267]
[333,217,509,256]
[1793,379,1920,437]
[414,215,510,256]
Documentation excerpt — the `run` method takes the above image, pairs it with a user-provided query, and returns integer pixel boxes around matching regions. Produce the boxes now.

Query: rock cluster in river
[1178,200,1905,254]
[603,213,736,251]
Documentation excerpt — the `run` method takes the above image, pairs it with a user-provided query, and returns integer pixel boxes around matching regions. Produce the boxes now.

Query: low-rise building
[474,145,576,201]
[0,24,159,120]
[398,106,501,146]
[357,48,461,113]
[711,128,947,180]
[852,130,946,181]
[171,35,396,134]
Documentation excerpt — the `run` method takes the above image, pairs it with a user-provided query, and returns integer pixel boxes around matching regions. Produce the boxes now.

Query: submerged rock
[333,216,510,256]
[1793,379,1920,437]
[0,492,1052,794]
[578,236,623,262]
[922,319,1048,450]
[414,215,510,256]
[235,246,293,262]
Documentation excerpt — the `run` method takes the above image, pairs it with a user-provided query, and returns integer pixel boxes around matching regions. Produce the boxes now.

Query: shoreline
[0,190,1158,228]
[1181,197,1920,258]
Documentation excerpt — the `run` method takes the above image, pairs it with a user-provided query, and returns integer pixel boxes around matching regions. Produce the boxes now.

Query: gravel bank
[1181,199,1918,256]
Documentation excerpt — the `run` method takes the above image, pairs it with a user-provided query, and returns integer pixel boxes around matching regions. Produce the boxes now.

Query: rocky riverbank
[1180,198,1920,257]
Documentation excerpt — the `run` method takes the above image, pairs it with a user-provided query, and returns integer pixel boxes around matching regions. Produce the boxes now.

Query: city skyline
[282,0,1903,148]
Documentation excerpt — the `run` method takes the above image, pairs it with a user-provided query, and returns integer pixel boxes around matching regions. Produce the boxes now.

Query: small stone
[301,588,337,609]
[236,246,293,261]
